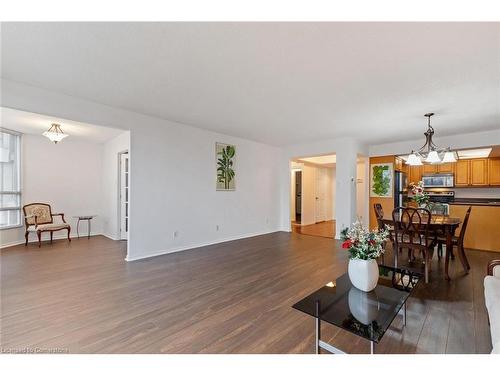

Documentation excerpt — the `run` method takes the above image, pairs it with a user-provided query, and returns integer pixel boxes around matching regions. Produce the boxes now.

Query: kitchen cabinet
[438,163,455,174]
[422,164,437,174]
[408,165,423,185]
[454,158,489,187]
[470,159,489,186]
[488,158,500,186]
[394,157,404,172]
[455,160,470,187]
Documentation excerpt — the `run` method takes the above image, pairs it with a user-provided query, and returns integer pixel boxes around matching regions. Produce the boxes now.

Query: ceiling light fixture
[406,113,457,166]
[457,148,492,159]
[43,123,68,144]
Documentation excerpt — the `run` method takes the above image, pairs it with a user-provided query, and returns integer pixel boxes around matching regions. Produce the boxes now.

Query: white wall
[1,80,283,260]
[356,157,369,227]
[101,131,130,240]
[325,167,335,221]
[1,134,104,247]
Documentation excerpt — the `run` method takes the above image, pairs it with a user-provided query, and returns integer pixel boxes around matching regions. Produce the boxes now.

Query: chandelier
[43,123,69,144]
[406,113,456,166]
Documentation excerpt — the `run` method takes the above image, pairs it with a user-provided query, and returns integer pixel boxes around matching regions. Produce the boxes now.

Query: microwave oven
[422,174,454,188]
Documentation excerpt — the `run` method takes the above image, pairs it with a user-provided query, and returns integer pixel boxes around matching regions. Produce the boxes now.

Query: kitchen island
[450,202,500,252]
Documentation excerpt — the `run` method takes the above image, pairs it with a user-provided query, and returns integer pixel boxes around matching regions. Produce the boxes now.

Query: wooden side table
[73,215,96,239]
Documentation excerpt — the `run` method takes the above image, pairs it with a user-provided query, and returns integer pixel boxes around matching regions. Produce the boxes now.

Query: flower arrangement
[408,180,429,206]
[340,220,389,260]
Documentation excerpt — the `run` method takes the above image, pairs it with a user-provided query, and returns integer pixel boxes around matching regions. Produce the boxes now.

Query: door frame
[117,150,129,241]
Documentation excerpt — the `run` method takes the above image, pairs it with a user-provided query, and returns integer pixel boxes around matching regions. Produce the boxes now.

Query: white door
[315,168,327,223]
[119,152,129,240]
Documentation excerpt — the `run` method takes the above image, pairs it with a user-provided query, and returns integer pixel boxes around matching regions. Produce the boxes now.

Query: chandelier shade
[405,113,455,165]
[442,150,457,163]
[406,152,423,166]
[43,123,69,144]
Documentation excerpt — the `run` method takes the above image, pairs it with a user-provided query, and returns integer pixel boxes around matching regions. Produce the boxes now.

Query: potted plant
[340,220,389,292]
[408,181,430,208]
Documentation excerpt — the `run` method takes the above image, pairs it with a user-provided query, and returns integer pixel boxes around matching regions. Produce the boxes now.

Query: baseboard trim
[125,229,280,262]
[101,233,120,241]
[1,231,103,249]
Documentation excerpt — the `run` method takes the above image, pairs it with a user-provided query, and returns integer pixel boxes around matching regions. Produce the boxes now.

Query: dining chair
[391,206,436,283]
[437,206,472,270]
[373,203,394,265]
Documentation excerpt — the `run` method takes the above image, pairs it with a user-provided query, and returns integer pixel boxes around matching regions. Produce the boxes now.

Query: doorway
[294,170,302,223]
[118,151,129,241]
[290,155,336,239]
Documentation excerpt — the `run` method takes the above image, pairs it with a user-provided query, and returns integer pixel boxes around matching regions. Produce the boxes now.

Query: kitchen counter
[450,198,500,207]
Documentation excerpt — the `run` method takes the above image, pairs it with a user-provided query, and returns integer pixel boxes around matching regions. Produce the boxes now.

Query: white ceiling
[1,22,499,146]
[298,154,336,165]
[1,107,125,143]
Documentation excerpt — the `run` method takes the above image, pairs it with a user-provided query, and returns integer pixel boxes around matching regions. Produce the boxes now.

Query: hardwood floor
[291,220,336,239]
[0,233,496,353]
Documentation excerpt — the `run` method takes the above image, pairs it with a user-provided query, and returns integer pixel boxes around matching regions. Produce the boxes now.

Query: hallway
[291,220,336,239]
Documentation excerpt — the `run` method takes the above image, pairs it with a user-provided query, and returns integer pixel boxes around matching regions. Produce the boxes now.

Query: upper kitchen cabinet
[408,165,423,185]
[437,163,455,174]
[470,158,489,185]
[488,158,500,186]
[455,159,470,186]
[454,158,490,187]
[421,163,454,174]
[394,157,404,172]
[422,164,437,174]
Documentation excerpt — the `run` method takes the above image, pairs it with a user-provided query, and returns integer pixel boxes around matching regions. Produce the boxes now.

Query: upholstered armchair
[23,203,71,247]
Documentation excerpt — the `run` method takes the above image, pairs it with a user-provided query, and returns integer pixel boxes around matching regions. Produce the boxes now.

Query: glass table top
[292,265,422,343]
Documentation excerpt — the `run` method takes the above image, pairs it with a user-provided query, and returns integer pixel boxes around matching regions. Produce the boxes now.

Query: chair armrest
[487,260,500,276]
[51,213,66,223]
[24,214,38,226]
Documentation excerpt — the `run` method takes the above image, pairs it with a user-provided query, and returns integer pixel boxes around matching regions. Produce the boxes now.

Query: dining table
[381,214,468,281]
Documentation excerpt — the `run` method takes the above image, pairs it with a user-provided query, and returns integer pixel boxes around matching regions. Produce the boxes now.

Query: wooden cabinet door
[408,165,423,185]
[470,158,489,186]
[438,163,455,174]
[489,158,500,186]
[455,160,470,186]
[394,157,403,171]
[422,164,438,175]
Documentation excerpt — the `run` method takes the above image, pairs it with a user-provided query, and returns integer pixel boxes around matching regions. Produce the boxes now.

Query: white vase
[348,258,379,292]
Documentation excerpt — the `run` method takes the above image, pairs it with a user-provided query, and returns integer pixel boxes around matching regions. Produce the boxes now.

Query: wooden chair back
[374,203,384,231]
[23,203,53,226]
[458,206,472,245]
[392,206,432,251]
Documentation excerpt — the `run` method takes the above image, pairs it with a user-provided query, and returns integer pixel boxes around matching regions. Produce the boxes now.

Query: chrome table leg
[315,300,320,354]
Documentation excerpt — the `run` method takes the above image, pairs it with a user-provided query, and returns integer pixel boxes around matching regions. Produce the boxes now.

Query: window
[0,129,21,229]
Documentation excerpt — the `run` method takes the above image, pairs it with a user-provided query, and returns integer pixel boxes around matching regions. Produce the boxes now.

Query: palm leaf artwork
[216,143,236,190]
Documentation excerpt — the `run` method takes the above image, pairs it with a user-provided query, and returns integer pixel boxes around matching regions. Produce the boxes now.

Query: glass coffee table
[292,265,422,354]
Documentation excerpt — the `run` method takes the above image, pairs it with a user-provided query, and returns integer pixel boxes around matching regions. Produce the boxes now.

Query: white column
[335,139,358,238]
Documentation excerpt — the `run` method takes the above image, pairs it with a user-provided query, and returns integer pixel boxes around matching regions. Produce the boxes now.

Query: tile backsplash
[453,187,500,199]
